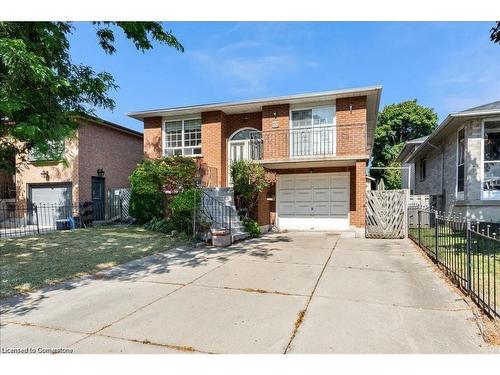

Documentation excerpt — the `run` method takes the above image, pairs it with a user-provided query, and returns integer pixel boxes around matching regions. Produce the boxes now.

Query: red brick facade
[142,94,370,228]
[16,118,143,206]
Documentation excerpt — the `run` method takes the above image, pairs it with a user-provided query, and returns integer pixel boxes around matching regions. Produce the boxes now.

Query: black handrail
[197,189,232,233]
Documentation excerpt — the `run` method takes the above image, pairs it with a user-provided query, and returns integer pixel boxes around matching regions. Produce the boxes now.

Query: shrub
[230,160,274,219]
[243,218,261,237]
[129,156,197,223]
[144,217,173,234]
[168,187,202,234]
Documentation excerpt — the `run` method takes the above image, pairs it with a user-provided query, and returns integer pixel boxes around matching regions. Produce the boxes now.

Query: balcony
[248,123,368,167]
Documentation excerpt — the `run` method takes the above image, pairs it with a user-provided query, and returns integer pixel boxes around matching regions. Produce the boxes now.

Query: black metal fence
[0,182,16,199]
[0,202,101,238]
[408,208,499,318]
[193,189,233,240]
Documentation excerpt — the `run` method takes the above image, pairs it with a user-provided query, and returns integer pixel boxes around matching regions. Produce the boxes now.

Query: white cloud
[188,40,306,96]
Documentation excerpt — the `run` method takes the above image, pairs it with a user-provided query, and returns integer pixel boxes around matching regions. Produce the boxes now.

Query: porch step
[232,231,250,242]
[201,187,249,243]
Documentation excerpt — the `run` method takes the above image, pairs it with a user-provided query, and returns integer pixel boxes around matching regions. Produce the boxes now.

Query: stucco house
[14,116,143,217]
[396,136,428,194]
[399,101,500,222]
[129,86,382,233]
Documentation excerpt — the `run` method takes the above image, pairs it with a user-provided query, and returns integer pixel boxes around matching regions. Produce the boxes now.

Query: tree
[129,156,197,223]
[491,22,500,44]
[371,100,437,189]
[230,160,274,219]
[0,22,183,174]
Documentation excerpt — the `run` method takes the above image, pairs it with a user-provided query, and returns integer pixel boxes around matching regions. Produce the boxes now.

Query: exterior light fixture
[273,111,278,118]
[97,168,105,177]
[41,170,49,180]
[349,104,353,114]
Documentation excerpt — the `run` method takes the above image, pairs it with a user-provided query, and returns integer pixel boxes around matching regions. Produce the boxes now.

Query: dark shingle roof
[460,101,500,113]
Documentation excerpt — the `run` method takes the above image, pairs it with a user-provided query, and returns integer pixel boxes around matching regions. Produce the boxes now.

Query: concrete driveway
[0,232,496,354]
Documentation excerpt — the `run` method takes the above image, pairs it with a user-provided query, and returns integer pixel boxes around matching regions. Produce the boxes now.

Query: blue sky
[69,22,500,133]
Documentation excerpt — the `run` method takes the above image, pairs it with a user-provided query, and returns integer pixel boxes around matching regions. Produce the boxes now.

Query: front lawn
[0,225,193,299]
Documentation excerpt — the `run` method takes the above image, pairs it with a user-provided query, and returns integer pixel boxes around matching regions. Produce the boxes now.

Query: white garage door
[277,173,350,231]
[29,184,72,227]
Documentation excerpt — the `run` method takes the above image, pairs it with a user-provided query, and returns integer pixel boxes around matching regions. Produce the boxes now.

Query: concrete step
[232,232,249,242]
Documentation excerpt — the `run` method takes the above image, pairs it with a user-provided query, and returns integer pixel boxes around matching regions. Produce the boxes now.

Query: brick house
[14,116,143,215]
[129,86,382,232]
[398,101,500,222]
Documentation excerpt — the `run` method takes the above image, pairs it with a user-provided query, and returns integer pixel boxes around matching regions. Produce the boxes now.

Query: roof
[406,100,500,163]
[76,115,143,138]
[127,85,382,120]
[407,135,428,143]
[460,100,500,113]
[396,136,428,163]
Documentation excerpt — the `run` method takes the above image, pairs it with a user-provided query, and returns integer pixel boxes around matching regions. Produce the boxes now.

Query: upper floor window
[290,106,336,157]
[29,140,65,162]
[291,107,335,128]
[163,118,201,156]
[457,128,465,195]
[483,120,500,199]
[419,158,426,181]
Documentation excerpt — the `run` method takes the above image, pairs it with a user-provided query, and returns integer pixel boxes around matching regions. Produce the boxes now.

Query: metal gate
[365,190,408,239]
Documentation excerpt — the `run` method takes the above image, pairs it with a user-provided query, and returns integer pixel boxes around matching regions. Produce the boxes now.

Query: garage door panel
[313,189,329,202]
[280,176,295,189]
[331,176,348,188]
[313,203,330,216]
[295,189,312,202]
[312,175,330,188]
[294,177,312,189]
[331,202,349,217]
[331,189,348,202]
[279,202,295,216]
[279,190,294,202]
[295,203,312,216]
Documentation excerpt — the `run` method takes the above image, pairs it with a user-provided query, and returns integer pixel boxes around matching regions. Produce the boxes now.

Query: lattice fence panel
[366,190,408,239]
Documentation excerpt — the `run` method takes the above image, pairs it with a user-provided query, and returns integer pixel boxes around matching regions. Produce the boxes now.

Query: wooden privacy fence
[366,190,408,239]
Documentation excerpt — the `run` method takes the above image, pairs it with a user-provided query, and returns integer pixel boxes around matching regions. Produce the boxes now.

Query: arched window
[229,128,259,141]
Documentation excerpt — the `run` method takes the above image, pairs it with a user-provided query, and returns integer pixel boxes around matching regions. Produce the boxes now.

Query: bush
[143,217,173,234]
[243,218,261,238]
[129,156,197,223]
[168,187,202,234]
[230,160,274,219]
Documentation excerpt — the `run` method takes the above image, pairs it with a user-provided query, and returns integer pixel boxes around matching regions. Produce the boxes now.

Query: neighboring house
[15,116,143,216]
[401,101,500,222]
[396,136,428,194]
[129,86,382,232]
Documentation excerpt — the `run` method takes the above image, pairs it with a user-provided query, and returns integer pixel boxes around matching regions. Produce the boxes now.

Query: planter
[211,228,231,247]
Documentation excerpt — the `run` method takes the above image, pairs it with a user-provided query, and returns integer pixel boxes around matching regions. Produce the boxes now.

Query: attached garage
[276,172,350,231]
[28,183,73,226]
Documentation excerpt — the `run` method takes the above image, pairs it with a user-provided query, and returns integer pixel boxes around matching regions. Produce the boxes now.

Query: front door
[228,140,250,185]
[91,177,105,221]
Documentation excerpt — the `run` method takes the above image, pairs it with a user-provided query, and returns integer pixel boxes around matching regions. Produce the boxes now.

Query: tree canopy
[491,21,500,44]
[371,100,438,189]
[0,22,183,174]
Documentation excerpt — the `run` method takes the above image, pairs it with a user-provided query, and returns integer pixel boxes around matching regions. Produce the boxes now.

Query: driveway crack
[283,235,340,354]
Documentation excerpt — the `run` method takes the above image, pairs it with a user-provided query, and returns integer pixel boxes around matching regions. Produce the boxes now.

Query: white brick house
[399,101,500,222]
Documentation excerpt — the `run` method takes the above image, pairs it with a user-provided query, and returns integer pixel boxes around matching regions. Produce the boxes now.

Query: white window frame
[162,117,202,157]
[456,125,465,200]
[289,104,336,158]
[481,118,500,200]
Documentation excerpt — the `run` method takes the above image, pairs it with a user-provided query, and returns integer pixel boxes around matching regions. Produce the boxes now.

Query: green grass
[409,226,500,313]
[0,225,193,299]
